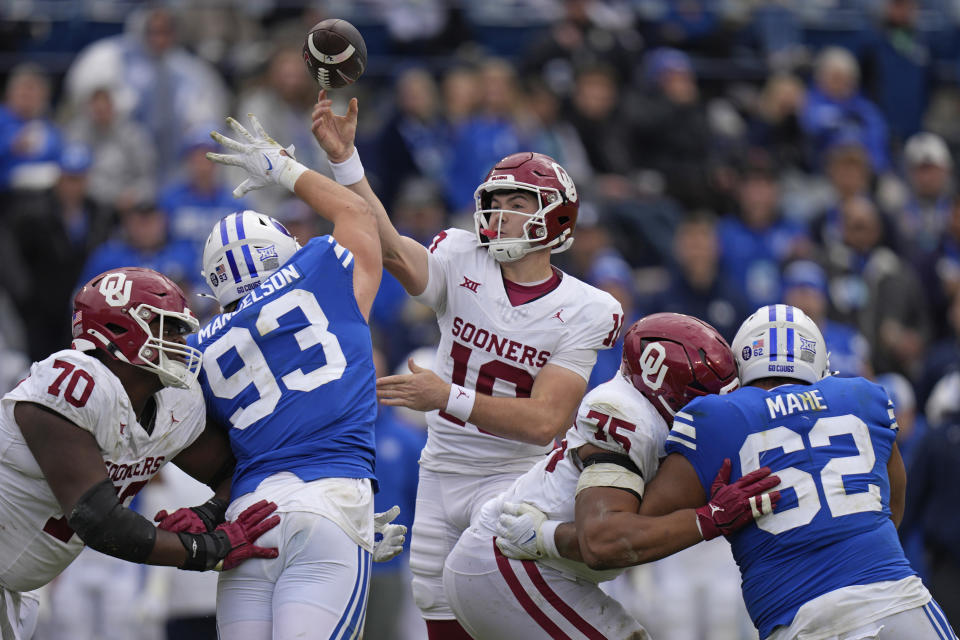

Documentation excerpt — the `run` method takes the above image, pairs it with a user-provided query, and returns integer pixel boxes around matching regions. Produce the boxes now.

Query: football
[302,19,367,90]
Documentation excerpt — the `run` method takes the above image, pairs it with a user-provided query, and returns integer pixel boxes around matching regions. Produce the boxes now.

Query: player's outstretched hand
[206,114,304,198]
[373,505,407,563]
[376,357,448,412]
[311,89,358,164]
[155,497,228,534]
[216,500,281,570]
[695,459,779,541]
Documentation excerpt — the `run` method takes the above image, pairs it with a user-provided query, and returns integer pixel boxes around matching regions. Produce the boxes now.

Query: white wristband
[445,384,476,422]
[277,157,308,192]
[538,520,562,559]
[329,148,365,185]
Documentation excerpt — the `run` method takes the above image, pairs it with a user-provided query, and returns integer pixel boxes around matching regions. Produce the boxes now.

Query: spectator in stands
[66,86,157,215]
[809,135,876,247]
[518,78,592,185]
[444,58,524,213]
[64,6,229,182]
[718,150,811,310]
[897,132,954,260]
[0,63,63,194]
[748,72,809,175]
[632,48,714,209]
[900,371,960,629]
[519,0,640,97]
[370,67,450,212]
[639,211,748,341]
[823,194,930,377]
[801,47,890,173]
[916,292,960,409]
[236,46,330,212]
[565,64,634,184]
[158,128,245,251]
[861,0,934,144]
[782,259,872,379]
[6,143,113,361]
[79,200,197,295]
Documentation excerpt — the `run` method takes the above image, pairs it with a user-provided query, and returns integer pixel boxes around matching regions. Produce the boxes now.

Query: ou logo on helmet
[639,342,668,390]
[99,272,132,307]
[551,162,577,203]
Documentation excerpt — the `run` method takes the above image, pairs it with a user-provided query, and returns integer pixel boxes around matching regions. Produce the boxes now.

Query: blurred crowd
[3,0,960,637]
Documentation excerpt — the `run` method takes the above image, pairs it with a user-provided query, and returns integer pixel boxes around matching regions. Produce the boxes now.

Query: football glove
[206,114,307,197]
[495,502,560,561]
[178,499,280,571]
[372,505,407,563]
[154,497,228,534]
[695,459,780,540]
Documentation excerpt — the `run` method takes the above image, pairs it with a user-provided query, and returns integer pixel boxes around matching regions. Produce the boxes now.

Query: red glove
[155,498,227,534]
[215,500,281,571]
[695,459,780,540]
[177,500,280,571]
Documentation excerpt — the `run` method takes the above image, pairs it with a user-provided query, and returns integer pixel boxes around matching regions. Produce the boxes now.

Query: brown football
[302,19,367,89]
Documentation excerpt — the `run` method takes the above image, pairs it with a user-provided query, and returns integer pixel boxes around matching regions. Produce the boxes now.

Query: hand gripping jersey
[416,229,624,474]
[193,236,377,498]
[475,372,667,582]
[665,376,917,637]
[0,350,205,592]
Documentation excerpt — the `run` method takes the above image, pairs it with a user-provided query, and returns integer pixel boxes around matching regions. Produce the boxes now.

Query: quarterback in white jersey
[310,95,623,639]
[0,268,279,640]
[443,313,742,639]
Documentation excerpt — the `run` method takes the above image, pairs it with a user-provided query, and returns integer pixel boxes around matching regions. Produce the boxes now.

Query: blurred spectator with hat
[3,142,113,360]
[782,258,872,379]
[632,47,715,209]
[809,134,879,248]
[897,132,954,259]
[158,125,248,252]
[801,47,891,174]
[65,86,157,215]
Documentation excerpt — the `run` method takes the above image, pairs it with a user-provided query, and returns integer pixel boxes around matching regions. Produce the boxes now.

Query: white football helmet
[201,211,300,307]
[731,304,831,385]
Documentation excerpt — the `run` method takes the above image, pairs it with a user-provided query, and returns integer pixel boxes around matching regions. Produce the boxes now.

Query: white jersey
[474,373,668,583]
[416,229,624,475]
[0,350,206,592]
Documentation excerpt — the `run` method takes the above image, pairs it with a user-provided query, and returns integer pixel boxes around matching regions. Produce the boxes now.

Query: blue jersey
[665,376,915,637]
[191,236,377,497]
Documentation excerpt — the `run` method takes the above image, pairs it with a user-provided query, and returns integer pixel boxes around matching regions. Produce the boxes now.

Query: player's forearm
[292,169,372,229]
[338,175,428,290]
[468,393,567,446]
[554,522,584,562]
[578,510,703,570]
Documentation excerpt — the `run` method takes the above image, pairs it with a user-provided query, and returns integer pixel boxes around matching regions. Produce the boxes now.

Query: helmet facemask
[474,185,573,263]
[128,303,202,389]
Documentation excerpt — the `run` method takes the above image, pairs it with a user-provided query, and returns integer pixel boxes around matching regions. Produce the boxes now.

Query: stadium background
[1,0,958,638]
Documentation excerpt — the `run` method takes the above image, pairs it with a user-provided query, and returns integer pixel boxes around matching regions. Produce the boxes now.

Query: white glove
[206,114,308,197]
[494,502,560,560]
[372,505,407,563]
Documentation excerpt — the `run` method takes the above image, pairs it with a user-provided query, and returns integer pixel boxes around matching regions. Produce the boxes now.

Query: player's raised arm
[311,91,430,296]
[206,114,382,319]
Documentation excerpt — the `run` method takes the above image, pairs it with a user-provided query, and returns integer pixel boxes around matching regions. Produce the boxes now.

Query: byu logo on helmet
[732,304,830,385]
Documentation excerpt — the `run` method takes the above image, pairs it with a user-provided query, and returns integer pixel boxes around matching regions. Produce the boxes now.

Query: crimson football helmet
[473,152,579,263]
[72,268,202,388]
[621,313,739,423]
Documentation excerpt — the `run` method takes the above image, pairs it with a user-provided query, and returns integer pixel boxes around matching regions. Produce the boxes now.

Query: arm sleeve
[547,290,623,381]
[413,230,461,313]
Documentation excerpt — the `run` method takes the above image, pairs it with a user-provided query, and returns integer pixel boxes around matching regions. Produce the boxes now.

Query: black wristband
[192,497,228,531]
[177,529,231,571]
